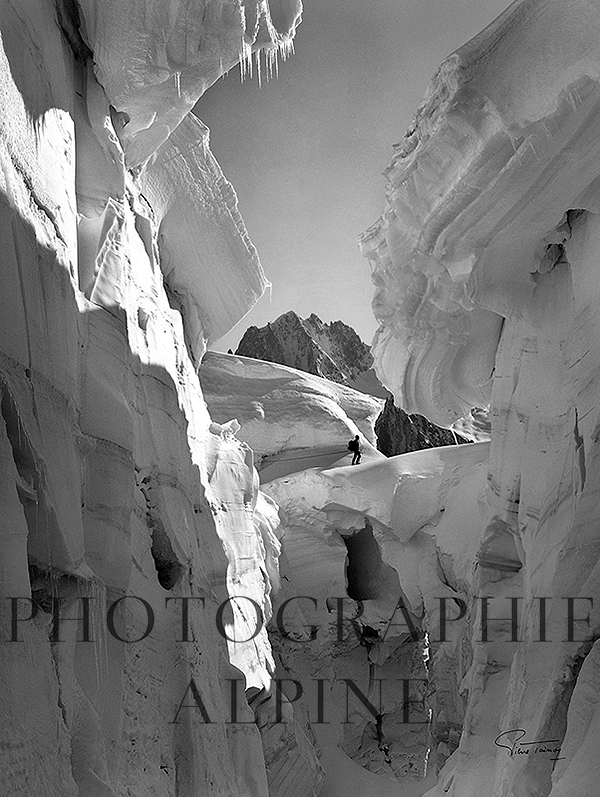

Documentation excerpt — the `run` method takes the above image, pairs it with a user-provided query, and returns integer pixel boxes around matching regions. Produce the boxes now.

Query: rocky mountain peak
[235,310,384,393]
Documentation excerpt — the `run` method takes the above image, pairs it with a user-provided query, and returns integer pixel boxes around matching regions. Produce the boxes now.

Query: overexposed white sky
[197,0,510,352]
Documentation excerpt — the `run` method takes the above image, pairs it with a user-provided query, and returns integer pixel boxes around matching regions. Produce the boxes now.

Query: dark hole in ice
[147,514,184,590]
[343,524,383,601]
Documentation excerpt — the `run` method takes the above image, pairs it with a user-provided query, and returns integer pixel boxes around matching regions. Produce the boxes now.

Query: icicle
[239,39,253,83]
[238,9,295,87]
[255,49,262,88]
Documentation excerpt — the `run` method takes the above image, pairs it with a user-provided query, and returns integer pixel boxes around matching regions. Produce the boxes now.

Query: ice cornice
[139,114,268,354]
[360,0,600,425]
[67,0,297,356]
[75,0,302,166]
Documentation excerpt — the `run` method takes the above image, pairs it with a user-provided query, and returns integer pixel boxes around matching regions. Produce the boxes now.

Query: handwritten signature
[494,729,565,762]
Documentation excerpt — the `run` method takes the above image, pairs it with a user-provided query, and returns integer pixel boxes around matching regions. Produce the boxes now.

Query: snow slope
[233,310,481,456]
[200,350,385,480]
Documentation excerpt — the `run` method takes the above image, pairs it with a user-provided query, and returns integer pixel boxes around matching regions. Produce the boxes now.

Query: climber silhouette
[348,435,362,465]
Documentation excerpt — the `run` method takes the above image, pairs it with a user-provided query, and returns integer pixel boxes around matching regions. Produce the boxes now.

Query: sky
[196,0,511,352]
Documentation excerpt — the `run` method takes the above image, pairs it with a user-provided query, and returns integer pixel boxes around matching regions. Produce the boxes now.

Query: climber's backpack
[348,439,355,452]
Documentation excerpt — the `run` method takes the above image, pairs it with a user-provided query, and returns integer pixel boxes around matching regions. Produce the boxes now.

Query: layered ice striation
[359,1,600,795]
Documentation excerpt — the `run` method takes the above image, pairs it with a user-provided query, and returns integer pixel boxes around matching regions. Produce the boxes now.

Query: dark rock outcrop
[236,310,349,383]
[375,398,471,456]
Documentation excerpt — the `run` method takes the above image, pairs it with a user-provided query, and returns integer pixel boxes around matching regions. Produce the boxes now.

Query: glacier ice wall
[0,1,311,796]
[359,1,600,795]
